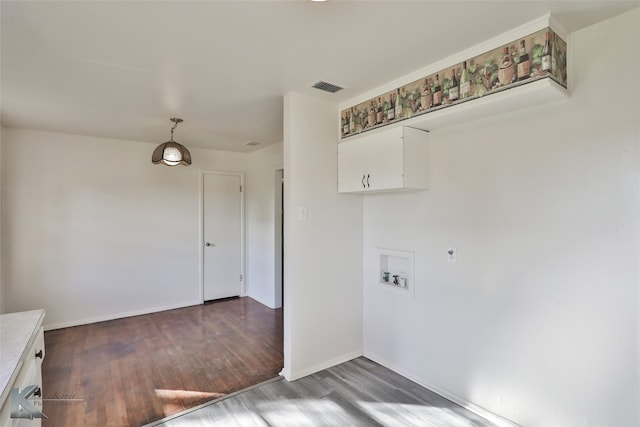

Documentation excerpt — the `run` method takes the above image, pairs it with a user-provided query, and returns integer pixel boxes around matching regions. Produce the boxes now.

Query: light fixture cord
[170,120,179,142]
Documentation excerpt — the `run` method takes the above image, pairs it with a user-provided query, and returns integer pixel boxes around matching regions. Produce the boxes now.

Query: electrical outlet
[447,247,457,263]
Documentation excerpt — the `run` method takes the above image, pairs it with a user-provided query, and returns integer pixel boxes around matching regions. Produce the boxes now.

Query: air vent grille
[312,81,344,93]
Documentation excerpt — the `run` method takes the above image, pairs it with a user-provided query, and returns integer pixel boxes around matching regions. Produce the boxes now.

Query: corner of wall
[282,92,363,380]
[0,125,3,314]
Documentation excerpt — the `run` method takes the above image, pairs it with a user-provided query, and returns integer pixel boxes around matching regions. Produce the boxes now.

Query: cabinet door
[338,127,405,193]
[337,126,430,193]
[402,127,429,190]
[364,129,404,191]
[338,139,367,192]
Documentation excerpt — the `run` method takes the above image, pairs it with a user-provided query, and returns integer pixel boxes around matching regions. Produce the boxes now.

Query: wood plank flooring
[41,297,283,427]
[149,357,503,427]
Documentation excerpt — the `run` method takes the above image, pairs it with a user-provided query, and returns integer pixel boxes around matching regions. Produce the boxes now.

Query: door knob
[205,242,215,247]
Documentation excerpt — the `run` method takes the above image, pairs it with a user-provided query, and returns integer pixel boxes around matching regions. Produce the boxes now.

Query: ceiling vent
[312,81,344,94]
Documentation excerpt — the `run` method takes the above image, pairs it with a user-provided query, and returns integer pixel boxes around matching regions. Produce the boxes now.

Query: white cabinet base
[0,312,45,427]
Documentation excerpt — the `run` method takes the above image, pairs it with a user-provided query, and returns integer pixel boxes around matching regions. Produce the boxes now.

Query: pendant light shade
[152,118,192,166]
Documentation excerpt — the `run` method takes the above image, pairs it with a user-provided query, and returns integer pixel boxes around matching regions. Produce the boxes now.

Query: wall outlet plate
[298,206,308,220]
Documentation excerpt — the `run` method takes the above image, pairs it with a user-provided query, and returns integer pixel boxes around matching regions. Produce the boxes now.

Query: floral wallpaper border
[340,27,567,139]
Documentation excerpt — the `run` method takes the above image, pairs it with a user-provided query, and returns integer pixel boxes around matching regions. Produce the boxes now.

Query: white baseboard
[43,300,202,330]
[282,350,363,381]
[363,351,520,427]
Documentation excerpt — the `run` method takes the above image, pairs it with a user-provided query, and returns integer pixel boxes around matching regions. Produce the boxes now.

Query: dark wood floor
[41,297,283,427]
[151,357,502,427]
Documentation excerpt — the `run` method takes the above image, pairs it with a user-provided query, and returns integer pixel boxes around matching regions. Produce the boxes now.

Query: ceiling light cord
[169,117,182,142]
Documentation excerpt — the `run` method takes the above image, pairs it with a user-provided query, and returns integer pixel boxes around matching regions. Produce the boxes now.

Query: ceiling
[1,1,637,153]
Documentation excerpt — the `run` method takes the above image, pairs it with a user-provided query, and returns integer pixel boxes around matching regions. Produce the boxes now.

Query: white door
[203,173,243,301]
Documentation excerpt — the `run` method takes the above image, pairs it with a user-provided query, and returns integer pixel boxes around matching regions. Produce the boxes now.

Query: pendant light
[152,118,192,166]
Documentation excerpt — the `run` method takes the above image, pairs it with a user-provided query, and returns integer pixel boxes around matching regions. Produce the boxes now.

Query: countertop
[0,309,45,407]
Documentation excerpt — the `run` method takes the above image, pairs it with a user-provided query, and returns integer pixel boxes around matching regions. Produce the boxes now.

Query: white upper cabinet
[338,126,428,193]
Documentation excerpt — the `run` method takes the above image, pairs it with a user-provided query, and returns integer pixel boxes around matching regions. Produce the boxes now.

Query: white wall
[360,9,639,427]
[246,142,283,308]
[1,128,248,329]
[0,126,3,313]
[282,92,363,380]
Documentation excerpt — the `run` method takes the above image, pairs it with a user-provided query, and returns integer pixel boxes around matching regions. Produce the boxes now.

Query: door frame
[199,170,246,303]
[274,169,284,308]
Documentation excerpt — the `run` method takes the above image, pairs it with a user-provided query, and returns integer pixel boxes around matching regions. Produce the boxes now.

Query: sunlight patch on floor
[167,412,269,427]
[257,399,357,426]
[155,389,225,416]
[152,396,493,426]
[357,401,477,427]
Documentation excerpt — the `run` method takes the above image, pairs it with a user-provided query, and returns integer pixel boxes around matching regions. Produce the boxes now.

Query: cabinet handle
[33,387,42,398]
[361,174,366,188]
[367,174,370,188]
[35,349,43,359]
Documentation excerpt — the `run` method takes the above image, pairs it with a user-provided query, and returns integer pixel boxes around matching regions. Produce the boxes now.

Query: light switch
[447,247,457,263]
[298,206,308,220]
